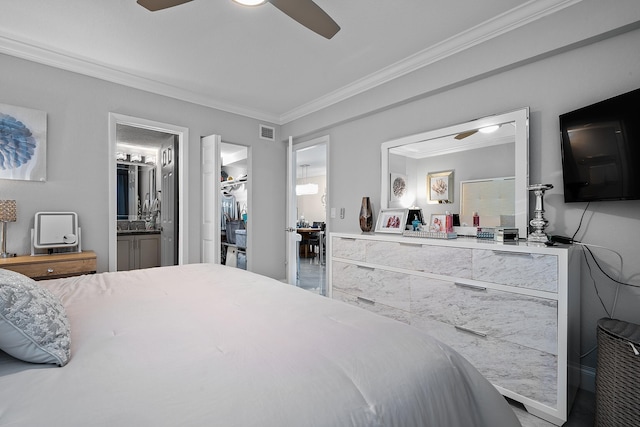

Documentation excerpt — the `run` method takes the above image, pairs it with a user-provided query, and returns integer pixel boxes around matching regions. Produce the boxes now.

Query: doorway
[108,113,189,272]
[288,136,328,295]
[201,135,252,270]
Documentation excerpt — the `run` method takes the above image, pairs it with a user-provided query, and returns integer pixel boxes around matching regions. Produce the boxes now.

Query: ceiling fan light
[479,125,500,134]
[233,0,267,6]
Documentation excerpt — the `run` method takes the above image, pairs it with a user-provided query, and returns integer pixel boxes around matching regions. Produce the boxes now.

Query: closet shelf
[221,178,248,189]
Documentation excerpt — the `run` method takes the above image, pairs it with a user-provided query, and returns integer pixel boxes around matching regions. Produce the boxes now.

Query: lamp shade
[0,200,16,222]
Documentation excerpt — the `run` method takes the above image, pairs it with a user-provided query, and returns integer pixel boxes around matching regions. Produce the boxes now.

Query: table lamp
[0,200,17,258]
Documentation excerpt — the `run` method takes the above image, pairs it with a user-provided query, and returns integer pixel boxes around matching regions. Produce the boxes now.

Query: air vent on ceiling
[259,124,275,141]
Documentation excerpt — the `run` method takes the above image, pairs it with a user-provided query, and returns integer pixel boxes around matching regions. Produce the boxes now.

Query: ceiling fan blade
[269,0,340,39]
[137,0,193,12]
[454,130,478,140]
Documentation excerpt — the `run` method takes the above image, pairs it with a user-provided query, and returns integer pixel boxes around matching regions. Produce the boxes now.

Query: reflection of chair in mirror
[302,222,325,262]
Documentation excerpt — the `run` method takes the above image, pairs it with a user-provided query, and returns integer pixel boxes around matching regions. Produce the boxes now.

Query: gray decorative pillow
[0,268,71,366]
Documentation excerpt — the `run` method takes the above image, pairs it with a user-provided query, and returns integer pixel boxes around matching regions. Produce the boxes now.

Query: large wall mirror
[381,108,529,238]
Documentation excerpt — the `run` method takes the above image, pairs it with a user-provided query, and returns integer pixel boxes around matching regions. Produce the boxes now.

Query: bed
[0,263,520,426]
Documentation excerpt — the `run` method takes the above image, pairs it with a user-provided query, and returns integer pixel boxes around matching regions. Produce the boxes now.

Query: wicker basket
[596,318,640,427]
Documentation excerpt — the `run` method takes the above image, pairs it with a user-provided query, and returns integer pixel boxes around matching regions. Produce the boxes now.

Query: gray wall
[285,2,640,377]
[0,53,286,279]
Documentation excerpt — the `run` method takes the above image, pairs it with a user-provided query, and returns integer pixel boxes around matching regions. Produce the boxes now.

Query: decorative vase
[359,197,373,232]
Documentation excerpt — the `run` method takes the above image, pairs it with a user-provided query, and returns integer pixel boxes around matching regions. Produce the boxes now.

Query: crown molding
[279,0,583,124]
[0,32,280,124]
[0,0,582,126]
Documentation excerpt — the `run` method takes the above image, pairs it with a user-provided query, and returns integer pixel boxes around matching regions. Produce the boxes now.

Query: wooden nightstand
[0,251,97,280]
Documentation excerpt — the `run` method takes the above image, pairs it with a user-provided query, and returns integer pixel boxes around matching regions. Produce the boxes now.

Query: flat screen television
[559,87,640,203]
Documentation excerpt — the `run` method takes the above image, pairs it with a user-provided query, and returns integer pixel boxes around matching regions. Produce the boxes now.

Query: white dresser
[328,232,581,425]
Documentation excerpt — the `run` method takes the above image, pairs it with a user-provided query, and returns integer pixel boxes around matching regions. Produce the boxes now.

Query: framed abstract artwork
[0,103,47,181]
[427,170,453,204]
[389,173,408,202]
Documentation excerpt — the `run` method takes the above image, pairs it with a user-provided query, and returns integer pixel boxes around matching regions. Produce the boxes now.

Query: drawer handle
[47,268,54,273]
[491,250,532,257]
[357,296,375,305]
[340,237,357,241]
[454,282,487,291]
[356,265,375,271]
[454,325,487,338]
[399,242,422,247]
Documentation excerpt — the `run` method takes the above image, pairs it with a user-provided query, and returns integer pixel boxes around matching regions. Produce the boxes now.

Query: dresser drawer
[412,316,558,408]
[410,275,558,355]
[365,240,473,277]
[472,249,558,292]
[331,261,410,311]
[332,290,410,324]
[331,236,366,261]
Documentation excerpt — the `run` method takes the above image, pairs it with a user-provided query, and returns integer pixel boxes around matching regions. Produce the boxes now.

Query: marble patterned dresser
[328,232,581,425]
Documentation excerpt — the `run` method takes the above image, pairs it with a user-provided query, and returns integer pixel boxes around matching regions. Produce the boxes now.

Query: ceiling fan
[137,0,340,39]
[454,125,501,140]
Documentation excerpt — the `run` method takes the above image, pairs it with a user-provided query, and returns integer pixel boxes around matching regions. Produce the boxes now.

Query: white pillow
[0,268,71,366]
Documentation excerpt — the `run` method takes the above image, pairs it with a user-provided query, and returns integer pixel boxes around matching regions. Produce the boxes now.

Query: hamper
[225,219,245,244]
[596,318,640,427]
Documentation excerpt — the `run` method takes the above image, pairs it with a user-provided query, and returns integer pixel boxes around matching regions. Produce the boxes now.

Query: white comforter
[0,263,520,426]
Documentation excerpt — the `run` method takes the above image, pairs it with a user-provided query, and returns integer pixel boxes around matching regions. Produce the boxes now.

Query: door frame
[201,136,252,269]
[286,135,330,286]
[108,113,189,271]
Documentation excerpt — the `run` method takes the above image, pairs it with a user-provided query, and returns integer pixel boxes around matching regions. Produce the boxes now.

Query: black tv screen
[559,87,640,203]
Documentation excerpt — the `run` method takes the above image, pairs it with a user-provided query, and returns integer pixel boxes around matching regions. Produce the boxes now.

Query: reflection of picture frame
[389,173,408,202]
[375,209,408,233]
[427,170,454,204]
[429,214,447,232]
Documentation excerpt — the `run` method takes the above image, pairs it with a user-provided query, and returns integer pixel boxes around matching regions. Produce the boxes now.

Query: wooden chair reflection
[299,222,325,264]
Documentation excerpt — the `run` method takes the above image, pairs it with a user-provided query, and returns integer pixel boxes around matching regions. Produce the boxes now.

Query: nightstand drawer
[0,251,97,280]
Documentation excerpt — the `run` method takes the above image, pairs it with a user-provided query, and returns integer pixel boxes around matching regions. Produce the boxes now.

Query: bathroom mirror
[381,108,529,238]
[116,161,155,220]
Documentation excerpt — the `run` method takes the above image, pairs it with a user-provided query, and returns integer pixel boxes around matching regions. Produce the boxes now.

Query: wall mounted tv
[559,87,640,203]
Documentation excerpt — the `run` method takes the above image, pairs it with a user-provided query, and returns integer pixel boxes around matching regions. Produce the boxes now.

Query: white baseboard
[580,365,596,393]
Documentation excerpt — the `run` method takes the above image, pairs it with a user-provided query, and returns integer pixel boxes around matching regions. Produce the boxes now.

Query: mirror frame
[381,108,529,238]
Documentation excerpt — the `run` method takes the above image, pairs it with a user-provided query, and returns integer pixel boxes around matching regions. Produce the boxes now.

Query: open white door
[201,134,221,263]
[285,137,298,284]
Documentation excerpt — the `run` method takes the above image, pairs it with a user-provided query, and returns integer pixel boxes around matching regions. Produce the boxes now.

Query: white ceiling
[0,0,579,124]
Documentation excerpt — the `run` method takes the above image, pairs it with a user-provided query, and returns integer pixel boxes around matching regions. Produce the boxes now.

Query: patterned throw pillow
[0,269,71,366]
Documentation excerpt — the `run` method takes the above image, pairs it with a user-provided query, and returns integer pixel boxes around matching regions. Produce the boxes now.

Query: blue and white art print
[0,103,47,181]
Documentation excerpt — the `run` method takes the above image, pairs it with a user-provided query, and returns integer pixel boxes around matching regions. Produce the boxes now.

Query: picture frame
[375,208,407,233]
[389,173,408,202]
[428,214,447,232]
[0,103,47,182]
[427,170,454,204]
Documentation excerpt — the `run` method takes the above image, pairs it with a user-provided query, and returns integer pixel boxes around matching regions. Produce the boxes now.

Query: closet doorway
[201,135,251,270]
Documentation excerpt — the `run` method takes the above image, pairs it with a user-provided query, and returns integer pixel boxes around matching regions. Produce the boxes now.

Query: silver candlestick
[528,184,553,242]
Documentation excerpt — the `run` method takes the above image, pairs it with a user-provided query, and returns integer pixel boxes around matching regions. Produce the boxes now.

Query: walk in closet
[220,142,248,269]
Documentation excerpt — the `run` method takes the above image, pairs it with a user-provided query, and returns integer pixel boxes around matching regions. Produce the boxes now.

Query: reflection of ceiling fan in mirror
[454,130,478,140]
[137,0,340,39]
[454,124,502,140]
